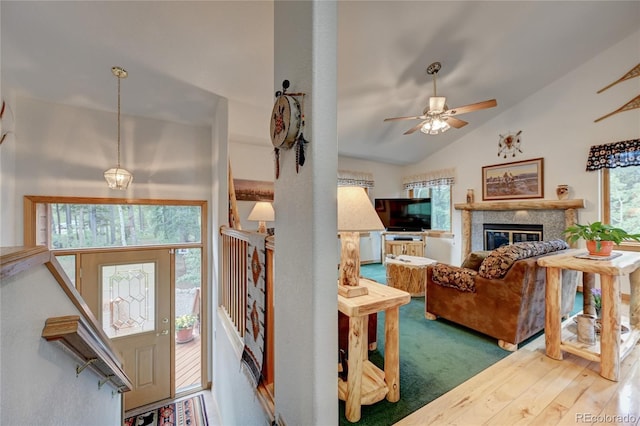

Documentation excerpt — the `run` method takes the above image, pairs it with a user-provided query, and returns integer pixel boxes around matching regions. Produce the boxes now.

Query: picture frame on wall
[233,179,274,201]
[482,157,544,201]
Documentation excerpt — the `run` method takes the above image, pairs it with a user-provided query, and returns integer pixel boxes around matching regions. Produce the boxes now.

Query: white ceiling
[2,1,639,165]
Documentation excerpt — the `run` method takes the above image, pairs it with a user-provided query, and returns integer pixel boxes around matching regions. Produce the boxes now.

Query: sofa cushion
[431,263,478,293]
[461,250,492,271]
[478,239,569,280]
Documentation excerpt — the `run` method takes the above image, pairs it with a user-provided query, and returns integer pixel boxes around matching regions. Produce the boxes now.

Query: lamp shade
[337,186,384,232]
[104,167,133,190]
[248,202,275,222]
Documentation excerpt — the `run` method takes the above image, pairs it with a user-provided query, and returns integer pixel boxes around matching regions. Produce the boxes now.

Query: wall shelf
[42,315,132,393]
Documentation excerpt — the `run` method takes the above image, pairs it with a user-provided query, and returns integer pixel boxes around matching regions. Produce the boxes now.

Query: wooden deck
[175,334,201,391]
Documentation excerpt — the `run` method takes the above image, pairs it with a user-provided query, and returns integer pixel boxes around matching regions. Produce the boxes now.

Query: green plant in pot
[175,314,197,343]
[562,221,640,256]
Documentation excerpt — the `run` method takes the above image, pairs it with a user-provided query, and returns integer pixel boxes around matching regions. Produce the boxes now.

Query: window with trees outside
[24,197,205,287]
[412,185,451,232]
[603,166,640,250]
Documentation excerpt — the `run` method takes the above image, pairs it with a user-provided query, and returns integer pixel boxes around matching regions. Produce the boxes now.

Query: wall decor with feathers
[498,130,522,158]
[0,101,12,145]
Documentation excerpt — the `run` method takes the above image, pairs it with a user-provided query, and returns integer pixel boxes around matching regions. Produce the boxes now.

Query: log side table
[537,249,640,381]
[337,278,410,422]
[385,255,437,296]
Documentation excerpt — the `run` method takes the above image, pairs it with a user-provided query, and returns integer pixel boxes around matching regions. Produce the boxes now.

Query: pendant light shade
[104,167,133,189]
[104,66,133,190]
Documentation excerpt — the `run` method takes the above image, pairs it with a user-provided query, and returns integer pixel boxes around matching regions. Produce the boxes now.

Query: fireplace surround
[455,199,585,260]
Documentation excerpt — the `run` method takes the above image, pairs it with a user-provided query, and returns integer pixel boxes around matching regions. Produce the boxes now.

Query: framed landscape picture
[482,157,544,201]
[233,179,274,201]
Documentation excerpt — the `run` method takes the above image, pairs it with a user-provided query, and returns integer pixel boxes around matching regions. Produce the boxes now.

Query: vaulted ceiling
[2,1,638,165]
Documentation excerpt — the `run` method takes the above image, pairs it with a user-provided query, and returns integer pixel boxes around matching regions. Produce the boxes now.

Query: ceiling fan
[384,62,497,135]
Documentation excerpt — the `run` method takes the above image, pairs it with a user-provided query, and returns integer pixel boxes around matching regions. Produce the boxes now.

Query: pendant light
[104,66,133,190]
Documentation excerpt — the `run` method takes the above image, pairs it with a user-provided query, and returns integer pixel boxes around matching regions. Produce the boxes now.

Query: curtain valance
[338,170,374,188]
[586,139,640,171]
[403,168,456,190]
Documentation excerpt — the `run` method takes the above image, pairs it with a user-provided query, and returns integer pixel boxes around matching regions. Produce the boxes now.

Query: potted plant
[175,314,197,344]
[562,221,640,256]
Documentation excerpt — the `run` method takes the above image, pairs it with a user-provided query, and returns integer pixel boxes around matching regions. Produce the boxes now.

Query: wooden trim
[24,195,207,246]
[42,315,132,392]
[0,246,50,280]
[22,195,210,394]
[455,199,585,211]
[602,168,611,223]
[2,246,132,392]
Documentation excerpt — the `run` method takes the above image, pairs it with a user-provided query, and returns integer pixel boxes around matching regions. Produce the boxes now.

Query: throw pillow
[461,250,491,271]
[432,263,477,293]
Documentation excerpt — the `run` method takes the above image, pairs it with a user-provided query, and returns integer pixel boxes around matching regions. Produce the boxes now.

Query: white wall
[338,156,405,199]
[0,96,215,246]
[1,263,122,425]
[228,141,275,230]
[404,29,640,268]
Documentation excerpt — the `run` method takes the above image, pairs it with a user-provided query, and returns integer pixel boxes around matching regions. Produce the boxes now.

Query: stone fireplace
[455,199,585,259]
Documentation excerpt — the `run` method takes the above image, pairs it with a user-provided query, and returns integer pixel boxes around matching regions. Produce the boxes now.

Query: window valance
[338,170,374,188]
[403,168,456,190]
[586,139,640,171]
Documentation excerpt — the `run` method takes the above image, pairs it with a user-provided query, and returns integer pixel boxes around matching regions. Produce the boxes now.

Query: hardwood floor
[175,334,201,391]
[396,333,640,425]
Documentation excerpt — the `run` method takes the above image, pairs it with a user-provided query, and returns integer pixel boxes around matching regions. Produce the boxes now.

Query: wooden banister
[1,246,132,393]
[42,315,132,392]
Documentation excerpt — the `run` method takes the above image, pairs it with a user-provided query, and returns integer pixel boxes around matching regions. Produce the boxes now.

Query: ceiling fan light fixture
[104,66,133,190]
[429,96,446,113]
[420,116,450,135]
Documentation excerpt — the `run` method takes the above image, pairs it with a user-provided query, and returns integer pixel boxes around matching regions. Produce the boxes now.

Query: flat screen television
[374,198,431,231]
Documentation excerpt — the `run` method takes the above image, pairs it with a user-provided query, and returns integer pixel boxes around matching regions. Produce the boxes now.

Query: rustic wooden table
[385,255,437,296]
[537,249,640,381]
[337,278,410,422]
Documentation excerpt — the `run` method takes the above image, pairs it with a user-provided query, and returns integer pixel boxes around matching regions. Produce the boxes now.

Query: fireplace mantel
[455,199,586,259]
[454,199,585,211]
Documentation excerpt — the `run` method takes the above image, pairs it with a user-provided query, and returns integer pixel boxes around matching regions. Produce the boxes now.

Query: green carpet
[339,263,583,425]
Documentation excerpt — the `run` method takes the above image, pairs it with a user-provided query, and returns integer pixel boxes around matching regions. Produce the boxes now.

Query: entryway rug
[124,394,208,426]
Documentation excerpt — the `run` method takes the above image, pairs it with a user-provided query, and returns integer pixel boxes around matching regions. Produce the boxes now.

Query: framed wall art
[233,179,274,202]
[482,157,544,201]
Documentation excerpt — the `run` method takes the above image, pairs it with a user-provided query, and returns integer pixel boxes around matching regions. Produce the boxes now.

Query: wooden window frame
[601,168,640,252]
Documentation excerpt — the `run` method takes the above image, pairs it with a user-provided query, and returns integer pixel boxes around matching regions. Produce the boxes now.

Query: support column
[273,2,338,425]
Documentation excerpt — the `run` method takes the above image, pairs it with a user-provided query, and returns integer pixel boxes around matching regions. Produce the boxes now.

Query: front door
[80,249,172,410]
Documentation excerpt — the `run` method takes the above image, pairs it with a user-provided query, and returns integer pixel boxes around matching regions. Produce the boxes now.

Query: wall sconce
[104,66,133,190]
[337,186,385,297]
[248,202,275,233]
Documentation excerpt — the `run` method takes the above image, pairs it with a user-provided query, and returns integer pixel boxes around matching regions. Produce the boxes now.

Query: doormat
[124,394,208,426]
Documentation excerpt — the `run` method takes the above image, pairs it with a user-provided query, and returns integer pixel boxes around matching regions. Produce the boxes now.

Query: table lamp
[337,186,385,298]
[248,201,275,233]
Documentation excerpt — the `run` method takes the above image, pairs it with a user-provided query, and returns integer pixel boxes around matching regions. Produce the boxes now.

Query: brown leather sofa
[425,240,578,351]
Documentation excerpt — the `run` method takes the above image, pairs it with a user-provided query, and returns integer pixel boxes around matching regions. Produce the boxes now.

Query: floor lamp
[337,186,385,298]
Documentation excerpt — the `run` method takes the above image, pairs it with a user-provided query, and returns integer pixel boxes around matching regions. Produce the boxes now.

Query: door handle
[162,318,169,324]
[156,330,169,336]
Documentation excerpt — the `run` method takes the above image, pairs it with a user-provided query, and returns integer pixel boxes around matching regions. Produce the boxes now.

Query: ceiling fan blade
[384,115,427,122]
[446,117,468,128]
[403,121,427,135]
[446,99,497,116]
